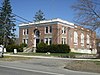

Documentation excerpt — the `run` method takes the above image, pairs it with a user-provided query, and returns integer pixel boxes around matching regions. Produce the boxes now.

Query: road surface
[0,58,99,75]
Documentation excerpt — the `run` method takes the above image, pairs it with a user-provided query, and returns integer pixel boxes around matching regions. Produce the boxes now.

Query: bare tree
[72,0,100,31]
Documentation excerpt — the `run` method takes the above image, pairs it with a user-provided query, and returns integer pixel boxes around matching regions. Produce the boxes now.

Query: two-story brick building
[19,18,97,54]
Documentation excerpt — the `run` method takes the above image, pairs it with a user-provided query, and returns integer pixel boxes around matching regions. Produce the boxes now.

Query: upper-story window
[23,29,25,35]
[46,27,48,33]
[45,26,52,34]
[26,29,28,35]
[49,26,52,33]
[23,29,28,35]
[62,27,66,34]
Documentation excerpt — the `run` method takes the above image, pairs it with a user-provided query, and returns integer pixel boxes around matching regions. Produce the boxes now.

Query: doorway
[34,29,40,47]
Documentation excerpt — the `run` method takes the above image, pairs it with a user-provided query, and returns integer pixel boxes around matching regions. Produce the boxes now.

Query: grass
[0,56,32,61]
[15,52,69,57]
[8,52,95,58]
[64,60,100,73]
[93,61,100,65]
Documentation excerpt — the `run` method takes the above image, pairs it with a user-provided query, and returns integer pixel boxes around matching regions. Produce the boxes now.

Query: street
[0,58,100,75]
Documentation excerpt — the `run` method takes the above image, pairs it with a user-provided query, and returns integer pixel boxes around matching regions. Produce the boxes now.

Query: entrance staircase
[23,46,33,53]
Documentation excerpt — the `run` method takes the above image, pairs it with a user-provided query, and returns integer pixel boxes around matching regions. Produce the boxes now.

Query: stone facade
[19,18,97,54]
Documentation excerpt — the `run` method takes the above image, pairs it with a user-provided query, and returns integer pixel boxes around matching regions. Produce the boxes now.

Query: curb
[4,54,100,61]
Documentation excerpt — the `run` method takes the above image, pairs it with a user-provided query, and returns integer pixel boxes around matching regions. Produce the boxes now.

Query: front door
[36,39,40,46]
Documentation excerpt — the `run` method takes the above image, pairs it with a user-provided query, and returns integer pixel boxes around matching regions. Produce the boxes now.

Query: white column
[33,35,36,53]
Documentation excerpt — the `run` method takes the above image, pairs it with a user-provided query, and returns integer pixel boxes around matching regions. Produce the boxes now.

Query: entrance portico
[33,29,40,53]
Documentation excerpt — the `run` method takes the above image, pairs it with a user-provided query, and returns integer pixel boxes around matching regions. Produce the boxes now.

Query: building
[19,18,97,54]
[96,38,100,53]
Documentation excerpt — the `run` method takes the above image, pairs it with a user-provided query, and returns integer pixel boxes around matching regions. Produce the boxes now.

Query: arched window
[74,31,78,45]
[34,29,40,38]
[81,33,84,46]
[87,34,90,44]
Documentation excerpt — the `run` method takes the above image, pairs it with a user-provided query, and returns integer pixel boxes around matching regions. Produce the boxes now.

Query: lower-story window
[22,39,28,44]
[62,38,66,44]
[44,38,52,45]
[45,38,48,44]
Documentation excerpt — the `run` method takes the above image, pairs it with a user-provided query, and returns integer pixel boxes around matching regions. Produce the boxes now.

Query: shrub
[20,43,27,48]
[36,42,48,53]
[6,44,19,52]
[37,43,70,53]
[47,44,70,53]
[6,43,27,52]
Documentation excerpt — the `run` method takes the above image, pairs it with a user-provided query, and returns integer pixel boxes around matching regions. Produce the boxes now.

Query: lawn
[13,52,96,58]
[64,60,100,73]
[0,56,32,61]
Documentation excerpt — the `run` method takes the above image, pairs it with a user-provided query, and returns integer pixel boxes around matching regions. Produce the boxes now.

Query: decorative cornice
[19,18,74,27]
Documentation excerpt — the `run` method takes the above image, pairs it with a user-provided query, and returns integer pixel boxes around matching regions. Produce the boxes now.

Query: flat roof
[19,18,74,27]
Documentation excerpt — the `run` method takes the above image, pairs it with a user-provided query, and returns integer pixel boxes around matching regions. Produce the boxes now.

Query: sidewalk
[4,53,100,61]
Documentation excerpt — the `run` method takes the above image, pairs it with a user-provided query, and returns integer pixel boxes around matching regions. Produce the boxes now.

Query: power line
[12,13,32,23]
[15,19,27,23]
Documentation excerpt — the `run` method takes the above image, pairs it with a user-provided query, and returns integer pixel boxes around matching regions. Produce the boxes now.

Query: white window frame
[45,26,48,34]
[81,33,84,46]
[74,31,78,45]
[62,27,66,34]
[26,29,28,35]
[87,34,90,44]
[62,37,66,44]
[25,39,28,44]
[44,38,52,45]
[45,26,52,34]
[23,29,25,35]
[49,26,52,33]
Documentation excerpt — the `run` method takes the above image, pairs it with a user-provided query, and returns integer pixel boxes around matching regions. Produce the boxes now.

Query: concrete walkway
[4,53,100,61]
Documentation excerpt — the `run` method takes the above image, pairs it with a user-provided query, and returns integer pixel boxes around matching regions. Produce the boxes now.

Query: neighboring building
[96,38,100,53]
[19,18,97,54]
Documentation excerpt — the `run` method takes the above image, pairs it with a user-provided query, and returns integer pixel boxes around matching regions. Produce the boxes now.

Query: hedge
[37,43,70,53]
[6,43,27,52]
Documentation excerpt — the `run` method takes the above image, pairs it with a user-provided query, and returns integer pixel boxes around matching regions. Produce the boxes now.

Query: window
[62,27,66,34]
[64,27,66,33]
[62,27,64,34]
[45,27,48,33]
[23,29,25,35]
[87,34,90,44]
[44,38,52,45]
[45,26,52,34]
[23,39,25,43]
[23,29,28,35]
[25,39,28,44]
[26,29,28,35]
[45,38,48,44]
[35,30,40,37]
[49,38,52,45]
[74,31,78,45]
[81,33,84,46]
[50,26,52,33]
[87,34,90,48]
[64,38,66,44]
[62,38,66,44]
[23,39,28,44]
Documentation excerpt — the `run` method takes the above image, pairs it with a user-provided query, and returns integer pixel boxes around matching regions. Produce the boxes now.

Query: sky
[0,0,76,37]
